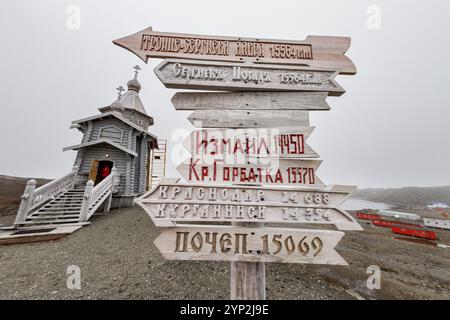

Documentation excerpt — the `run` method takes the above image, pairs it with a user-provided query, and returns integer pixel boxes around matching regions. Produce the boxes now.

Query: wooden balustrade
[79,168,117,222]
[14,166,79,226]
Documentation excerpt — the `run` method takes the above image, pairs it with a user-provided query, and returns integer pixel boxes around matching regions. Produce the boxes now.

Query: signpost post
[115,25,359,300]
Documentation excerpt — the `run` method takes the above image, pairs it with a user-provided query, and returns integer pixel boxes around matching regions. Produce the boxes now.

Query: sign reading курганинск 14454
[135,180,362,231]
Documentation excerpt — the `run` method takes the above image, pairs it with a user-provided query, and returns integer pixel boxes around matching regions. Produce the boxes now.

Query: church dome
[127,78,141,92]
[119,65,148,115]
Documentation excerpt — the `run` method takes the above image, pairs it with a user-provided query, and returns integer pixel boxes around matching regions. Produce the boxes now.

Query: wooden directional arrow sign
[188,110,309,128]
[153,225,347,265]
[113,27,356,75]
[183,127,319,160]
[135,180,363,231]
[154,59,345,96]
[177,158,323,187]
[172,91,330,111]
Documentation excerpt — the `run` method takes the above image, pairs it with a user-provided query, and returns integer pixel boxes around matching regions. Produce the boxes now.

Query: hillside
[1,174,449,208]
[352,186,450,207]
[0,175,51,208]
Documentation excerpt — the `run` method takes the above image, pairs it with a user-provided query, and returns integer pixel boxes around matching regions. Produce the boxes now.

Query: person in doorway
[100,164,111,180]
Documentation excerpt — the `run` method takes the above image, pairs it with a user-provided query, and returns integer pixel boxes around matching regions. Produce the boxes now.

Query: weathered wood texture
[153,225,347,265]
[134,181,362,230]
[188,110,309,128]
[172,91,330,111]
[154,60,344,95]
[230,222,265,300]
[177,158,323,187]
[113,27,356,74]
[67,116,151,195]
[183,127,318,159]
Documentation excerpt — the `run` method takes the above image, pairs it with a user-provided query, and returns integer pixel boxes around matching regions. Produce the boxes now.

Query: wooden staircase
[15,189,85,227]
[11,166,118,229]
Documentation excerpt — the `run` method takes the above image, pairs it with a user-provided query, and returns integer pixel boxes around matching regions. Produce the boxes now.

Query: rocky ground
[0,205,449,300]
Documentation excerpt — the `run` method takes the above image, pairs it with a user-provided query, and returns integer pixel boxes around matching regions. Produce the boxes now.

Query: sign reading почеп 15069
[153,225,348,265]
[154,60,344,95]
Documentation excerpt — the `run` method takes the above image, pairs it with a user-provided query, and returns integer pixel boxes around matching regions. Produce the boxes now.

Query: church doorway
[89,160,113,185]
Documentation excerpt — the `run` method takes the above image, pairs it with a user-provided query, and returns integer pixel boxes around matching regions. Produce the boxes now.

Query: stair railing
[14,166,79,226]
[79,167,117,222]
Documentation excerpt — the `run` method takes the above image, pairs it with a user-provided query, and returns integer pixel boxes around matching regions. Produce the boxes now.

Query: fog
[0,0,449,188]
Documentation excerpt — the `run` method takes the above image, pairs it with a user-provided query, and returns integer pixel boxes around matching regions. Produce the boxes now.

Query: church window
[99,125,123,143]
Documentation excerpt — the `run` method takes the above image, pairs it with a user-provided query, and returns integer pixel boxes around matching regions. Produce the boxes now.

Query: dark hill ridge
[0,175,51,208]
[352,185,450,206]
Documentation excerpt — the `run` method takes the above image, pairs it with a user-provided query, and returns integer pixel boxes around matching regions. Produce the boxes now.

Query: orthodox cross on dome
[133,65,141,79]
[116,85,125,99]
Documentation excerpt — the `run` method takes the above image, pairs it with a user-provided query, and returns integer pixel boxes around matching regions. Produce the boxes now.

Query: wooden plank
[188,110,309,128]
[113,27,356,74]
[172,91,330,111]
[230,222,265,300]
[0,225,83,245]
[154,59,345,95]
[183,127,318,160]
[153,225,347,265]
[0,234,66,245]
[177,158,324,187]
[89,159,99,182]
[134,181,363,231]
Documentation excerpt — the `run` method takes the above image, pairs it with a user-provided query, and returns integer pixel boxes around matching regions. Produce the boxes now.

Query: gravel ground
[0,206,449,300]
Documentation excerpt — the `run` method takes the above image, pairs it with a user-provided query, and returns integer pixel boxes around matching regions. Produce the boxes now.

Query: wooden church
[11,66,163,229]
[64,66,158,207]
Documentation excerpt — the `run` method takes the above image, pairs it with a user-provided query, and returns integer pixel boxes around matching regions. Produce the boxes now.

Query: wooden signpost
[135,180,362,231]
[153,225,347,265]
[154,59,345,95]
[112,27,356,74]
[177,158,324,187]
[188,110,310,128]
[172,91,330,111]
[116,25,359,300]
[183,127,319,159]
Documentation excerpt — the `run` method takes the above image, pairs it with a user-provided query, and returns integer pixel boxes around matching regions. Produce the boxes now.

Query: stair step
[31,212,80,216]
[37,210,81,214]
[18,219,81,225]
[53,195,84,198]
[49,200,83,204]
[40,205,82,209]
[43,204,83,207]
[28,215,80,220]
[54,196,83,198]
[38,205,81,211]
[43,204,83,208]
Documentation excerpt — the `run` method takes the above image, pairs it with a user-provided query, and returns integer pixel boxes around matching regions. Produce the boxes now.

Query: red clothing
[101,166,111,178]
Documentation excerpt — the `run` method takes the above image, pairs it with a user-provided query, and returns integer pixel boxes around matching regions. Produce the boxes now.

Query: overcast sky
[0,0,449,188]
